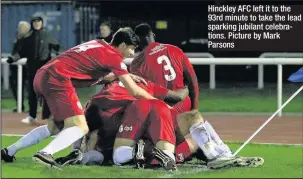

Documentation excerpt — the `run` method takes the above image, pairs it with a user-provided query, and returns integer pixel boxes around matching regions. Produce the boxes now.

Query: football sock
[189,122,219,160]
[41,126,84,155]
[204,121,233,155]
[175,141,192,163]
[204,121,223,144]
[7,125,51,156]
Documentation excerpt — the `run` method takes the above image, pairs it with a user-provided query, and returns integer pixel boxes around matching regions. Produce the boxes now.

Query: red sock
[151,159,159,165]
[175,141,192,163]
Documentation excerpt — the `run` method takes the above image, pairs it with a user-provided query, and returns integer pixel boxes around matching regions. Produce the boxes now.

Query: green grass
[2,136,302,178]
[2,86,302,113]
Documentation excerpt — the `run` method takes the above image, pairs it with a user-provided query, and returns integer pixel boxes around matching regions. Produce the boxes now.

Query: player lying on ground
[113,99,178,171]
[55,80,263,170]
[130,23,199,111]
[55,80,189,171]
[56,108,263,170]
[1,28,162,168]
[110,107,263,170]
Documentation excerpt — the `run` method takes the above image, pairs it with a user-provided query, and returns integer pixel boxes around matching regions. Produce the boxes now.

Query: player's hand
[129,74,148,85]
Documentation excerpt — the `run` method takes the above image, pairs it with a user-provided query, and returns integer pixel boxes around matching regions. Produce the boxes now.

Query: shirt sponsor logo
[119,125,133,133]
[149,44,167,55]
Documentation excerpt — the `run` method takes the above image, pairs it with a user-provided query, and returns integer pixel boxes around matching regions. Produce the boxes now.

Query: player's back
[42,40,123,81]
[130,42,185,90]
[89,81,150,117]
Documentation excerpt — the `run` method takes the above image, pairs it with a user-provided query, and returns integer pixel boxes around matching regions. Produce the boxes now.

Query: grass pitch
[1,136,302,178]
[2,87,303,113]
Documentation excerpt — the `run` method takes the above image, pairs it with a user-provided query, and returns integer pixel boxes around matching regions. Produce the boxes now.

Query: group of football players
[2,23,264,171]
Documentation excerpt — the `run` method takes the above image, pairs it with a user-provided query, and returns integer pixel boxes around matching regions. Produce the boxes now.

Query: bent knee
[178,110,203,126]
[113,146,133,166]
[47,120,62,135]
[65,115,89,134]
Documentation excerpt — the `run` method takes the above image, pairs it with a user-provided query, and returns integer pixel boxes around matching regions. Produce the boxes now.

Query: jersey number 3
[157,55,176,81]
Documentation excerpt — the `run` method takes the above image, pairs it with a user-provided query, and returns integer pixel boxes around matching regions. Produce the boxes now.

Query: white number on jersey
[157,55,176,81]
[72,40,103,53]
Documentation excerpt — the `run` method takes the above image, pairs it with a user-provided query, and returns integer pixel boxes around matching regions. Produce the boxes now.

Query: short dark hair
[135,23,153,37]
[111,27,140,47]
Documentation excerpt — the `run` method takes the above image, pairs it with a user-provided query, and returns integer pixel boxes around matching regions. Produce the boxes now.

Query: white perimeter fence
[1,53,303,116]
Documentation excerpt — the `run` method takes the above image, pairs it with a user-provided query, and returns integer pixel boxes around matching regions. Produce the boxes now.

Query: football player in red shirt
[129,24,254,169]
[55,81,263,170]
[130,23,199,110]
[55,80,189,171]
[1,28,160,168]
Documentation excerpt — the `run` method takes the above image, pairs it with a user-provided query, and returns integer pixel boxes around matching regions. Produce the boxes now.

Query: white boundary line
[2,134,302,147]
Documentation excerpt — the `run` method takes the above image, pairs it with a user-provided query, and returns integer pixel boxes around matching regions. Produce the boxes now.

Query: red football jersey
[90,80,169,118]
[41,40,128,87]
[130,42,199,109]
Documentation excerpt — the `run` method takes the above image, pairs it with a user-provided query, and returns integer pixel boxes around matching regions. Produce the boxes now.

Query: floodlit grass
[2,136,302,178]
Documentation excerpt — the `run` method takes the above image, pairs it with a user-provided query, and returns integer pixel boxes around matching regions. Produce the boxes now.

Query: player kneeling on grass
[112,99,177,171]
[1,27,163,168]
[54,80,189,170]
[56,99,178,171]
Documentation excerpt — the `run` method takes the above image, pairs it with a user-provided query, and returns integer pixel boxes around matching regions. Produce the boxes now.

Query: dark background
[90,0,302,84]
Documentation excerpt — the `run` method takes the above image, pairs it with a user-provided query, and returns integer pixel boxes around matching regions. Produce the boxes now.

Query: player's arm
[99,72,118,84]
[165,88,189,103]
[118,74,156,100]
[100,72,147,85]
[150,82,189,102]
[182,53,199,109]
[108,59,155,100]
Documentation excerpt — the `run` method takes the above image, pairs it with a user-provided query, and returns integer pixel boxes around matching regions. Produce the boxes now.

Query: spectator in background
[97,21,113,43]
[9,16,61,124]
[7,21,31,112]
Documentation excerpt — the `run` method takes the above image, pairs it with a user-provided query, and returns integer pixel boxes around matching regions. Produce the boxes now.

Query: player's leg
[113,99,177,171]
[202,120,264,167]
[170,109,198,163]
[203,120,233,155]
[1,123,55,163]
[1,73,62,163]
[72,100,102,151]
[55,100,105,166]
[56,129,104,166]
[176,110,241,169]
[41,97,52,120]
[113,99,151,166]
[32,73,89,168]
[146,100,177,171]
[175,131,199,163]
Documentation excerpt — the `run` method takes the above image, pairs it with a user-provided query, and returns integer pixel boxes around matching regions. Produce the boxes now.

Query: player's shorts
[34,68,84,121]
[116,99,176,145]
[93,110,125,162]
